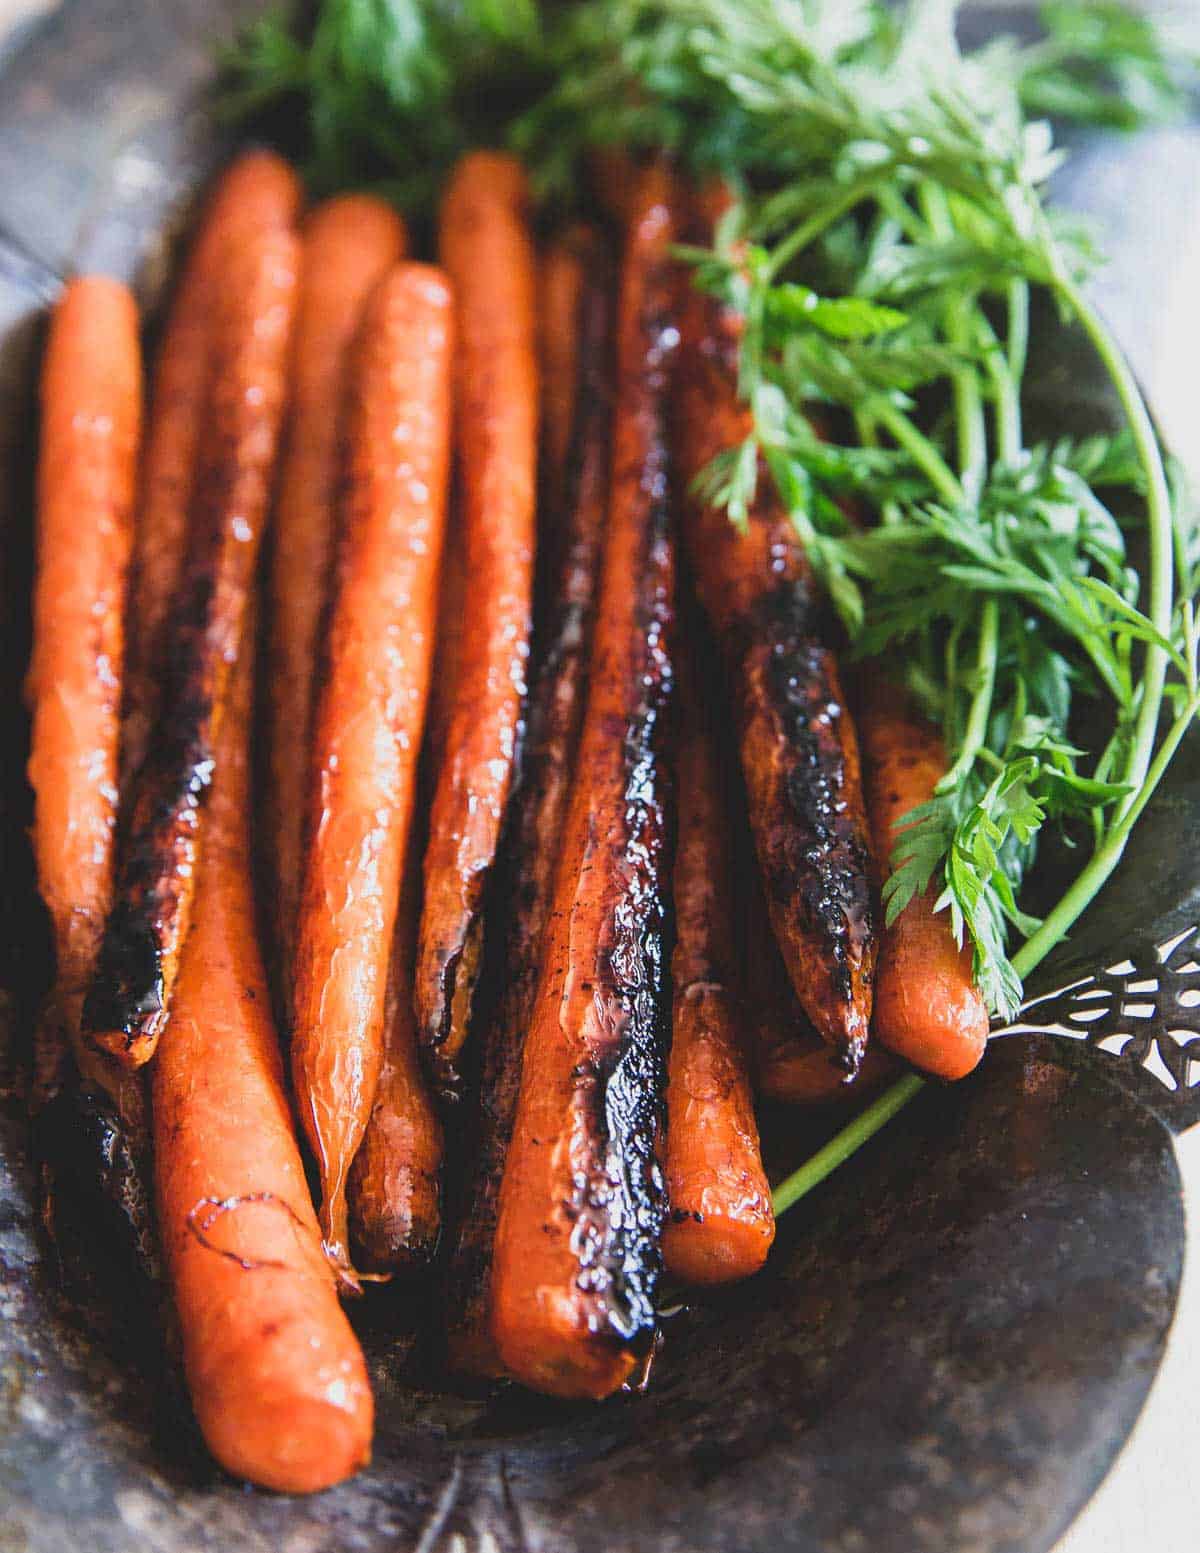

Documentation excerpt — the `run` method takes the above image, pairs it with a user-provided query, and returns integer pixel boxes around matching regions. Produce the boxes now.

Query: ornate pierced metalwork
[1000,926,1200,1101]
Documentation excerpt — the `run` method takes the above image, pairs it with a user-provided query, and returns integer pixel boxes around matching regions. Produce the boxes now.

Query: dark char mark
[446,240,616,1343]
[83,566,217,1045]
[567,270,676,1351]
[744,578,874,1073]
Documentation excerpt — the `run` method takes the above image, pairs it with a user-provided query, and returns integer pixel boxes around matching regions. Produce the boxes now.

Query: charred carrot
[491,168,676,1400]
[27,277,141,1095]
[673,209,875,1074]
[417,152,539,1097]
[346,840,443,1275]
[266,196,407,972]
[663,656,773,1285]
[857,682,989,1080]
[445,231,614,1375]
[84,229,301,1067]
[737,832,897,1104]
[290,264,454,1288]
[123,150,301,780]
[153,618,373,1495]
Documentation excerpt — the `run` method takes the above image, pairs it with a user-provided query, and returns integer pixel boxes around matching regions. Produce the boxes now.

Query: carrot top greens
[226,0,1200,1200]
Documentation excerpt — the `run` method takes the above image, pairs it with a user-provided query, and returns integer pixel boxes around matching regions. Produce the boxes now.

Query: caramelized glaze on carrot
[290,264,454,1287]
[491,168,676,1400]
[124,151,301,781]
[673,211,875,1074]
[28,276,141,1104]
[266,195,407,972]
[446,230,614,1375]
[84,229,301,1068]
[418,152,539,1097]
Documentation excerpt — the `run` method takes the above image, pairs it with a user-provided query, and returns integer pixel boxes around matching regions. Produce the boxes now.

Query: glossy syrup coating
[266,195,407,980]
[123,150,302,783]
[491,167,676,1400]
[446,228,614,1376]
[27,274,149,1156]
[290,263,454,1288]
[84,227,301,1068]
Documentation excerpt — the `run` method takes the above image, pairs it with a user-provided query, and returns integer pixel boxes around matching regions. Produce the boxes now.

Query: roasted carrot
[417,152,539,1097]
[857,681,989,1080]
[153,616,373,1495]
[347,838,443,1275]
[291,264,454,1288]
[266,196,407,973]
[83,228,301,1068]
[538,232,586,516]
[445,230,614,1375]
[673,206,875,1074]
[26,277,154,1281]
[27,277,141,1096]
[123,150,301,781]
[491,168,676,1400]
[663,657,774,1285]
[753,971,898,1105]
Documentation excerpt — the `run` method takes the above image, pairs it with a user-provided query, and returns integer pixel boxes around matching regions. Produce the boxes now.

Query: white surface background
[0,2,1194,1549]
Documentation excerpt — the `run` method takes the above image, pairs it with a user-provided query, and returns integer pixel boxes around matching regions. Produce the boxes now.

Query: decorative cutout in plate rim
[999,925,1200,1098]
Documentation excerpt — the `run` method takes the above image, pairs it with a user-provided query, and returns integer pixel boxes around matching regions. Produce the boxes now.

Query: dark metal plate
[0,3,1194,1550]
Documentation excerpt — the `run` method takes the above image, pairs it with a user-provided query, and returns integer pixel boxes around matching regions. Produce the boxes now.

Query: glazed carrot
[418,152,539,1097]
[423,520,468,784]
[27,276,152,1272]
[663,659,774,1285]
[27,277,140,1099]
[153,619,373,1495]
[266,196,407,972]
[538,231,586,516]
[123,150,301,781]
[346,836,442,1275]
[673,202,875,1074]
[491,168,676,1401]
[446,231,614,1376]
[857,682,989,1080]
[736,829,897,1104]
[84,229,301,1067]
[291,264,454,1288]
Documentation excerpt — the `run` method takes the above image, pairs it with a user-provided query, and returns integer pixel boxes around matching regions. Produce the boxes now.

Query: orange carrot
[858,683,989,1080]
[346,841,443,1275]
[153,615,372,1494]
[123,150,301,781]
[445,229,614,1376]
[266,195,407,972]
[663,661,774,1285]
[673,198,875,1073]
[491,167,676,1400]
[418,152,539,1097]
[27,275,143,1122]
[290,264,454,1288]
[84,228,301,1068]
[538,231,586,515]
